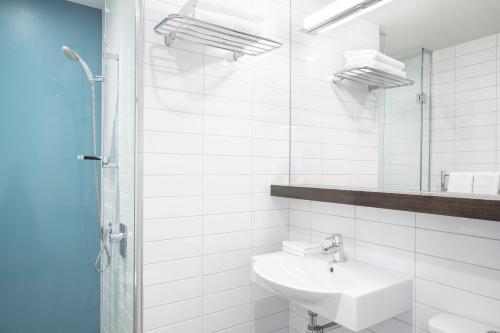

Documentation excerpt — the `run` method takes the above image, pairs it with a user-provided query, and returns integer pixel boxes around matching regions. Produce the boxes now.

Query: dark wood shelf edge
[271,185,500,222]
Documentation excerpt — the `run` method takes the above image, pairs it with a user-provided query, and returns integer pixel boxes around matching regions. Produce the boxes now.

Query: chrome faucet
[323,233,347,263]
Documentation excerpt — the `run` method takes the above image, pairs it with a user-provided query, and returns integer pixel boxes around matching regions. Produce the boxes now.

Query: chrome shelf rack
[333,66,414,91]
[154,14,282,61]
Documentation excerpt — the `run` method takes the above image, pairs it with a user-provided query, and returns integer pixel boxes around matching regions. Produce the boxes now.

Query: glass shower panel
[380,49,431,191]
[100,0,136,332]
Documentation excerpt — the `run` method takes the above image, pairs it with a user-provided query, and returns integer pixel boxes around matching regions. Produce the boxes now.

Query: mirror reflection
[290,0,500,196]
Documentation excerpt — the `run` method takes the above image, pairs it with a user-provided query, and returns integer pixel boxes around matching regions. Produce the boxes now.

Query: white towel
[193,9,261,35]
[282,241,322,252]
[447,172,474,193]
[194,0,266,23]
[180,0,266,34]
[283,246,322,257]
[344,59,407,78]
[472,172,500,195]
[345,49,406,70]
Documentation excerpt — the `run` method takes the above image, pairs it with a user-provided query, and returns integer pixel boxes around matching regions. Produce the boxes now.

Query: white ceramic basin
[252,252,412,332]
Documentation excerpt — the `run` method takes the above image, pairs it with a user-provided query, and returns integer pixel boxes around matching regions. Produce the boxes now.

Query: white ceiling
[362,0,500,59]
[67,0,104,10]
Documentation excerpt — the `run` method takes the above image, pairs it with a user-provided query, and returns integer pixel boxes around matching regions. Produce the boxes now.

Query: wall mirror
[289,0,500,197]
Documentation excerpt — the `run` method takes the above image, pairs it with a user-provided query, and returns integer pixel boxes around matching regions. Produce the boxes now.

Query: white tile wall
[430,33,500,191]
[138,2,500,333]
[289,0,380,189]
[288,199,500,333]
[141,0,291,332]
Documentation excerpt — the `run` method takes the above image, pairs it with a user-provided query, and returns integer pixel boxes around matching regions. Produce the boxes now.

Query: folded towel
[194,0,266,23]
[193,9,262,35]
[448,172,474,193]
[472,172,500,195]
[283,246,322,257]
[180,0,266,34]
[282,241,322,252]
[344,59,407,78]
[345,49,406,70]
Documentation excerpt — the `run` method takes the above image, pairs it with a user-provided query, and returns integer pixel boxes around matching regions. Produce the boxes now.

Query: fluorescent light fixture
[303,0,393,34]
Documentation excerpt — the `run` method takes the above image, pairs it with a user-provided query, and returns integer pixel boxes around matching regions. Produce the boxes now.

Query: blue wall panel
[0,1,101,332]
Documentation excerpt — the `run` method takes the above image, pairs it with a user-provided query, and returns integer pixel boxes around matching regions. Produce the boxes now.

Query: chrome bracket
[416,92,425,104]
[164,33,176,47]
[102,157,118,169]
[94,75,105,82]
[109,223,128,259]
[233,51,244,61]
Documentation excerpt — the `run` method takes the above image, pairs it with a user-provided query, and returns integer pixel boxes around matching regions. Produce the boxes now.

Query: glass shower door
[380,48,432,191]
[100,0,137,332]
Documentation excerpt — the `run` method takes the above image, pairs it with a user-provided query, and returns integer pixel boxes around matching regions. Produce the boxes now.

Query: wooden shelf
[271,184,500,222]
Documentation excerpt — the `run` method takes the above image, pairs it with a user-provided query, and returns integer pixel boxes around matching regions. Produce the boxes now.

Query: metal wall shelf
[333,66,414,91]
[154,14,282,61]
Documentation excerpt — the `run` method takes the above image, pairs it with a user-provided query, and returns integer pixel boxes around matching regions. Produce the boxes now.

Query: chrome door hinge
[416,92,425,104]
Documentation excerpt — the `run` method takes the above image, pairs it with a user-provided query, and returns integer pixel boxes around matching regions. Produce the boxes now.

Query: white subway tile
[144,175,202,197]
[456,34,497,56]
[356,206,415,227]
[203,194,251,214]
[311,213,355,239]
[143,154,202,175]
[144,298,202,331]
[144,236,203,264]
[416,228,500,269]
[203,286,251,314]
[203,175,252,195]
[416,254,500,300]
[416,213,500,240]
[203,231,251,255]
[203,212,251,235]
[144,277,202,308]
[355,240,415,276]
[144,64,203,93]
[416,279,500,328]
[144,196,202,219]
[146,318,202,333]
[144,216,202,241]
[203,249,252,275]
[143,131,202,154]
[202,304,251,333]
[252,209,289,229]
[143,257,202,286]
[356,219,415,251]
[203,268,251,294]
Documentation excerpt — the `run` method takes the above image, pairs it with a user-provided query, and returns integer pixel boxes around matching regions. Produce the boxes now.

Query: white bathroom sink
[251,252,412,332]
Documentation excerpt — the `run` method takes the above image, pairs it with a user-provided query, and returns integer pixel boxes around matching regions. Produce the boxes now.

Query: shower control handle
[110,232,126,243]
[77,154,101,161]
[109,223,128,259]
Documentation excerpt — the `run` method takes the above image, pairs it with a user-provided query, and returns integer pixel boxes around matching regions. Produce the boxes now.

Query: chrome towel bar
[154,14,282,61]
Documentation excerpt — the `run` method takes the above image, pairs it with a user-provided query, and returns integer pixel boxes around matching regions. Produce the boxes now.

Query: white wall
[140,0,291,332]
[431,33,500,191]
[137,2,500,333]
[288,199,500,333]
[289,0,380,189]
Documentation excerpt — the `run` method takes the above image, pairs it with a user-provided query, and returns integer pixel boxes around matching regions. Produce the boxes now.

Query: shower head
[62,46,79,61]
[62,45,95,83]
